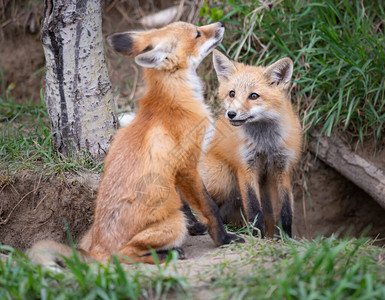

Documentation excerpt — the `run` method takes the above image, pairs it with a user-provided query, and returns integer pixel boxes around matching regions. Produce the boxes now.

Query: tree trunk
[41,0,118,161]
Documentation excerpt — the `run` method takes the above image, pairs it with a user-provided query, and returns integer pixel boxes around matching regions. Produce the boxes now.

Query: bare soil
[0,172,98,250]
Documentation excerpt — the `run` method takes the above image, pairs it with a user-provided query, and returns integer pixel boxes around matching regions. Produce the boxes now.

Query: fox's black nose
[218,21,224,27]
[227,111,237,119]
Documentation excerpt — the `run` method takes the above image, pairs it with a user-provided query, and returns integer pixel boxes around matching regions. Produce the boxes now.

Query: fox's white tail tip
[27,240,73,271]
[118,112,136,127]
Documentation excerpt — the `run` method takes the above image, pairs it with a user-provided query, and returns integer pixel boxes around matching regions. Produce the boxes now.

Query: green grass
[0,245,188,300]
[202,0,385,143]
[0,88,103,177]
[1,236,384,299]
[207,236,385,300]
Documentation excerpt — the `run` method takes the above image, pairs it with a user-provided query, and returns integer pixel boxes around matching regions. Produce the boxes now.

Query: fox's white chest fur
[186,69,215,153]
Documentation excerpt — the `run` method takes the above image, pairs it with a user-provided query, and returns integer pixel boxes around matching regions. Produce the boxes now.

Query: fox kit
[198,51,302,238]
[28,22,243,267]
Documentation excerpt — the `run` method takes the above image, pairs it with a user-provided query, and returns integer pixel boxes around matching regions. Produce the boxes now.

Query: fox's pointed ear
[107,32,135,57]
[263,57,293,89]
[212,50,237,82]
[107,31,168,68]
[134,44,168,69]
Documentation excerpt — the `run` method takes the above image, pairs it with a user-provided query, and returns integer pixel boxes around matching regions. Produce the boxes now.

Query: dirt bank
[1,161,384,252]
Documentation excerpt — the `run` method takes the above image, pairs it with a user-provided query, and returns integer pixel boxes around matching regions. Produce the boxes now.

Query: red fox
[198,50,302,238]
[28,22,243,267]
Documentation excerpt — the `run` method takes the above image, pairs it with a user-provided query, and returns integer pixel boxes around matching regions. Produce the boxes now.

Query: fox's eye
[229,90,235,98]
[196,30,201,38]
[249,93,260,100]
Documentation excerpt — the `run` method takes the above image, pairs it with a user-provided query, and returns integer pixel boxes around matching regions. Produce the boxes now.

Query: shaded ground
[294,159,385,242]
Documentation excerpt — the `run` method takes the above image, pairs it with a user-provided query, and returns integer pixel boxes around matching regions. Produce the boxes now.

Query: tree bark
[41,0,118,161]
[309,130,385,210]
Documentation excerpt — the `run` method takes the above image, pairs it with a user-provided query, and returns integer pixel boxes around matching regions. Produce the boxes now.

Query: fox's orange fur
[199,51,302,237]
[28,22,243,267]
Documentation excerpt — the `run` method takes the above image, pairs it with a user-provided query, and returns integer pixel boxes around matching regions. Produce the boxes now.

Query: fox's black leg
[180,196,208,236]
[245,184,265,237]
[176,169,245,246]
[276,171,293,238]
[237,169,265,238]
[278,190,292,238]
[141,247,186,260]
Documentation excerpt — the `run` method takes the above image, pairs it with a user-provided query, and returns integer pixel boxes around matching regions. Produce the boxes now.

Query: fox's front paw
[188,221,208,236]
[222,232,245,244]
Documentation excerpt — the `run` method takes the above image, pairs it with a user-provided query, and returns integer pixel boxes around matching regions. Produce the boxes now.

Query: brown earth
[1,2,385,254]
[0,172,98,250]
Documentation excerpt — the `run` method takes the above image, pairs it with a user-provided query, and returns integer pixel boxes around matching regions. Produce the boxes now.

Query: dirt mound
[1,158,385,252]
[0,172,98,250]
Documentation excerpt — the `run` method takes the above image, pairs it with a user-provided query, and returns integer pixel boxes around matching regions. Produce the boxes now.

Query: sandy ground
[122,233,246,274]
[117,233,252,299]
[121,233,256,298]
[175,234,247,277]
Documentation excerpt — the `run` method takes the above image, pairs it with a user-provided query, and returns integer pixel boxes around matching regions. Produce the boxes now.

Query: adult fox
[29,22,243,266]
[199,51,302,238]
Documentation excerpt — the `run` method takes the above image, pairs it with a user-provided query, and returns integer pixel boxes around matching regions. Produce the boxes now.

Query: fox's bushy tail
[27,240,93,269]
